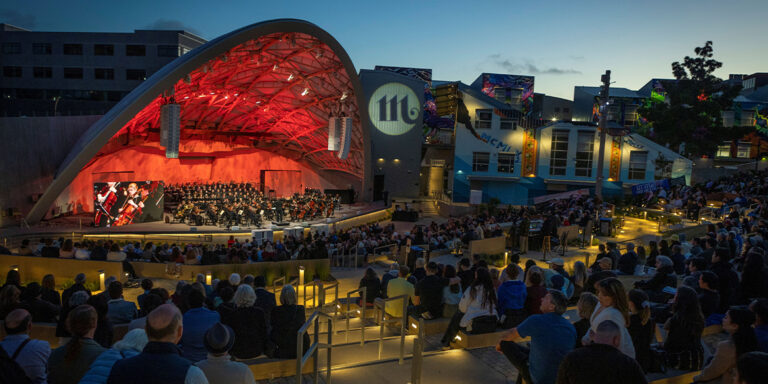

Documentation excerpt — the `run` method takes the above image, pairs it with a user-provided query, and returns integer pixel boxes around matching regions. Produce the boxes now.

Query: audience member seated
[181,289,220,363]
[496,290,574,384]
[524,267,547,315]
[48,305,106,384]
[661,286,705,371]
[711,247,738,314]
[269,285,309,359]
[22,282,59,323]
[79,329,148,384]
[129,293,164,331]
[380,263,399,297]
[105,281,137,325]
[412,258,426,282]
[627,289,654,372]
[544,258,571,296]
[106,243,126,262]
[137,279,153,313]
[569,261,588,303]
[585,258,616,293]
[41,238,60,258]
[441,268,497,348]
[358,268,382,306]
[734,351,768,384]
[751,299,768,352]
[222,285,267,360]
[0,285,24,320]
[694,307,759,384]
[1,309,51,384]
[670,245,686,275]
[699,271,722,322]
[584,278,635,358]
[60,274,91,315]
[385,266,414,319]
[442,265,463,318]
[413,262,459,320]
[573,292,598,348]
[617,243,639,275]
[558,320,648,384]
[739,253,768,304]
[108,304,208,384]
[41,274,61,307]
[2,269,24,293]
[497,264,527,329]
[57,291,90,339]
[87,294,114,349]
[59,239,75,259]
[634,255,677,303]
[195,322,256,384]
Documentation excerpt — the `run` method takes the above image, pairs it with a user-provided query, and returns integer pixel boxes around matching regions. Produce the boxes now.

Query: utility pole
[595,70,611,200]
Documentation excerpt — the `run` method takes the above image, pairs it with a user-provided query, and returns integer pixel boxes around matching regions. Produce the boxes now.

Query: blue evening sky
[3,0,767,99]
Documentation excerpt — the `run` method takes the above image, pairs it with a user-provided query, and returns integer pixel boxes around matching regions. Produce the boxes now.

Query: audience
[497,264,527,329]
[79,329,148,384]
[195,322,255,384]
[627,289,654,372]
[693,307,758,383]
[584,278,635,358]
[48,305,105,384]
[556,320,647,384]
[734,351,768,384]
[573,292,598,348]
[358,268,382,306]
[269,285,309,359]
[221,285,267,360]
[441,268,497,348]
[661,286,705,370]
[524,267,547,315]
[385,266,414,319]
[441,265,463,318]
[0,309,51,384]
[105,281,137,325]
[181,289,220,362]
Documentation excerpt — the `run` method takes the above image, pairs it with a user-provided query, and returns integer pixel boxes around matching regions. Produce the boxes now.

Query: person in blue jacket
[497,264,527,329]
[79,328,148,384]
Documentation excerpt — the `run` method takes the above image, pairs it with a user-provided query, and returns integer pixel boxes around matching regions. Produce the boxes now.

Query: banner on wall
[93,181,164,227]
[631,179,670,196]
[533,189,589,205]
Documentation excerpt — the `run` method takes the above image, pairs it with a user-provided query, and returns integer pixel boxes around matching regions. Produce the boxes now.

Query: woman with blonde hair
[270,285,309,358]
[221,284,267,359]
[582,277,635,358]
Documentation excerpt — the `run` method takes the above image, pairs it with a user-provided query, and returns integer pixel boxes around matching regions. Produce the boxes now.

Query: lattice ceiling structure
[97,31,363,176]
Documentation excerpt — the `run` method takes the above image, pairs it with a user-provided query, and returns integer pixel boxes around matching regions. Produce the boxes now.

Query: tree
[638,41,748,156]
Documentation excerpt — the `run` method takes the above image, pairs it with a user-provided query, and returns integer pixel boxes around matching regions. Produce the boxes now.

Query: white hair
[656,255,674,269]
[229,273,241,286]
[112,329,148,352]
[233,284,256,308]
[280,284,298,306]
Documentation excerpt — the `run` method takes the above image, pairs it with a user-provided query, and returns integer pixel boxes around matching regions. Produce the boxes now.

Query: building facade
[0,24,206,117]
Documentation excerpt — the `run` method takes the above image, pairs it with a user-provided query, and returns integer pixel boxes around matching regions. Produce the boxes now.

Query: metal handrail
[373,244,397,260]
[345,286,367,345]
[373,294,408,364]
[303,280,322,309]
[271,276,285,295]
[297,310,333,384]
[411,317,425,384]
[303,280,340,310]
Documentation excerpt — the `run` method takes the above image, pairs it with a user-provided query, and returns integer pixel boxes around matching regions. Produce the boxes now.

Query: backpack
[0,339,32,384]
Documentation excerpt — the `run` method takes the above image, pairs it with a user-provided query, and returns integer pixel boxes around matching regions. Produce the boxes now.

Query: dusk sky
[3,0,767,99]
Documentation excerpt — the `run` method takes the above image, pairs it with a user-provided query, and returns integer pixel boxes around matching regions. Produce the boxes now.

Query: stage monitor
[93,181,165,227]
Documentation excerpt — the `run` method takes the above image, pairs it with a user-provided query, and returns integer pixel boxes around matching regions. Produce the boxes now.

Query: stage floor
[1,202,388,238]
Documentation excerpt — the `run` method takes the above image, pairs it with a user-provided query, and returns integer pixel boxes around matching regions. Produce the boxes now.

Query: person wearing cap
[544,258,572,298]
[617,243,639,275]
[195,323,255,384]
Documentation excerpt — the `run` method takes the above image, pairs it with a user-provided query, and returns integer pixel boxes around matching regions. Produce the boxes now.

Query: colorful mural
[479,74,535,116]
[608,135,622,181]
[521,129,537,176]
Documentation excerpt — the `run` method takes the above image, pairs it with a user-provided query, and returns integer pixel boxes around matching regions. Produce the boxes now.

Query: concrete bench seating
[408,316,450,336]
[243,356,315,380]
[450,328,529,349]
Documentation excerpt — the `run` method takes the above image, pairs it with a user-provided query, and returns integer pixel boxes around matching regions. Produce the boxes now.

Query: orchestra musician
[95,182,119,226]
[114,183,146,226]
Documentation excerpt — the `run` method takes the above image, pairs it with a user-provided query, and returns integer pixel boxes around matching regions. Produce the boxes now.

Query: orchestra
[166,182,340,228]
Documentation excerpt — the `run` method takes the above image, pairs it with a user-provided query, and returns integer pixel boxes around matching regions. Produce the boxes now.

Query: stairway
[419,200,439,217]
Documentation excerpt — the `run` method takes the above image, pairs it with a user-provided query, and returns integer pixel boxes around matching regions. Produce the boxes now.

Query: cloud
[144,18,201,36]
[490,55,581,75]
[0,9,36,29]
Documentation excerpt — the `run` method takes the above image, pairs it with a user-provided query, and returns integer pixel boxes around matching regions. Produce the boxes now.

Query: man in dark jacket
[670,245,686,275]
[108,304,208,384]
[253,276,276,330]
[617,243,638,275]
[556,319,647,384]
[710,247,739,313]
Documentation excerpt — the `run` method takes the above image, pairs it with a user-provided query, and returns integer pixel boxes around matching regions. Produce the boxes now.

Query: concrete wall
[0,254,123,286]
[129,258,329,285]
[0,115,100,227]
[467,236,506,257]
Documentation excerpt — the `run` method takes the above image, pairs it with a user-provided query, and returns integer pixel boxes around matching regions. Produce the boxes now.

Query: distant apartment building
[0,23,206,116]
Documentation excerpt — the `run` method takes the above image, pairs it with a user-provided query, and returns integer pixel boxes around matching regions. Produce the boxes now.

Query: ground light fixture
[99,270,105,291]
[205,272,212,286]
[299,265,305,286]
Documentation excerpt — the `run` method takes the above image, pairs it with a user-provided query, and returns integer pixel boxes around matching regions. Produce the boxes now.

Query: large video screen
[93,181,164,227]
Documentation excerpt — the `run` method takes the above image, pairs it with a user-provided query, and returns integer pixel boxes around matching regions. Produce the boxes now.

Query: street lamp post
[595,70,612,201]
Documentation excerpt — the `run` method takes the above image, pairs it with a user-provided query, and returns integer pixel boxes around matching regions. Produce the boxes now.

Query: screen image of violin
[93,181,165,227]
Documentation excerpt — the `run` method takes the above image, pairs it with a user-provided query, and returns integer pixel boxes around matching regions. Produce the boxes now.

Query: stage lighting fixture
[338,117,352,159]
[328,117,340,151]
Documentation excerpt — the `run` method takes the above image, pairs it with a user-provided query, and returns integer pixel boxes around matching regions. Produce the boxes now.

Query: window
[2,42,21,54]
[500,117,515,130]
[554,107,561,113]
[737,142,751,159]
[94,68,114,80]
[126,44,146,56]
[563,107,570,113]
[472,152,490,172]
[498,153,515,173]
[575,131,595,177]
[33,67,52,78]
[63,44,83,55]
[33,43,52,55]
[157,45,179,57]
[628,151,648,180]
[493,87,507,103]
[126,69,146,81]
[508,89,522,106]
[94,44,114,56]
[476,109,492,129]
[3,66,22,77]
[549,129,569,176]
[716,143,731,158]
[63,67,83,79]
